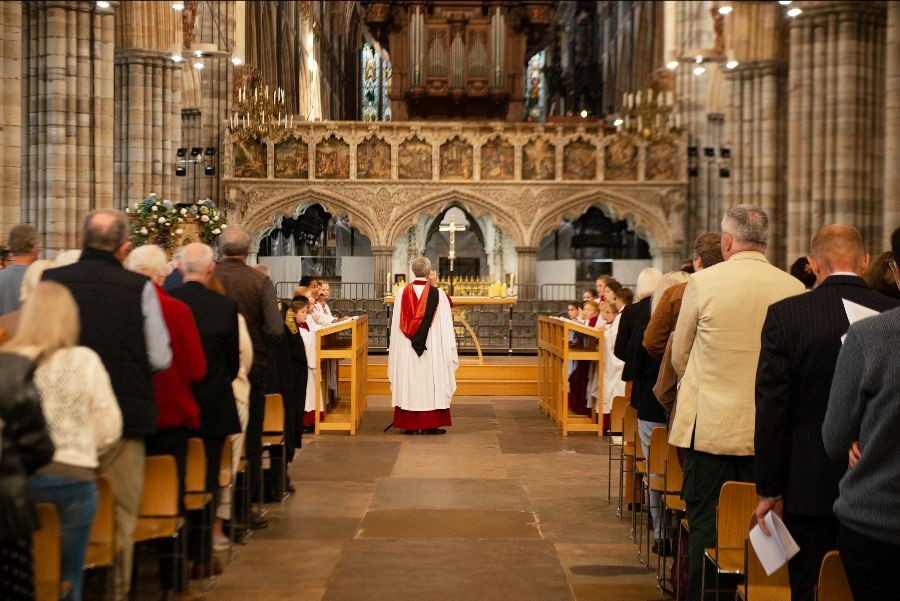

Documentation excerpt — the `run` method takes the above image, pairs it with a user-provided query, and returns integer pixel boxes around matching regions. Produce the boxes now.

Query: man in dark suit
[754,224,899,601]
[169,242,241,576]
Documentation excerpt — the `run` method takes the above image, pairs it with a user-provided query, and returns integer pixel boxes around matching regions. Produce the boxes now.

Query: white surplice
[298,326,317,412]
[388,283,459,411]
[309,302,338,393]
[589,312,625,413]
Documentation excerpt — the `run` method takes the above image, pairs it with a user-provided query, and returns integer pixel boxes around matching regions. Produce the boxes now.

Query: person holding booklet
[754,225,898,601]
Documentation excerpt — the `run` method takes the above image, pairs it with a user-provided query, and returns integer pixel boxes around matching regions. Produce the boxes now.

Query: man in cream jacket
[669,205,805,601]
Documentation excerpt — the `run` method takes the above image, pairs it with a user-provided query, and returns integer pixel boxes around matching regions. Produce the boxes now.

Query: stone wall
[0,2,22,239]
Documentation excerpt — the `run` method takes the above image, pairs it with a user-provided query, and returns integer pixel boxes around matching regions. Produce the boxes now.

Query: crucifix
[439,215,467,296]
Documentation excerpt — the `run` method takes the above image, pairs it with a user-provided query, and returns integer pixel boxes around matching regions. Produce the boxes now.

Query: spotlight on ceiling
[693,66,707,76]
[231,57,243,66]
[96,1,110,8]
[786,7,802,17]
[193,62,204,71]
[171,2,185,10]
[190,148,203,158]
[778,1,792,5]
[176,148,187,159]
[666,60,679,70]
[579,109,589,119]
[613,118,624,127]
[175,166,186,177]
[718,5,733,15]
[171,55,185,63]
[726,60,739,69]
[194,50,203,58]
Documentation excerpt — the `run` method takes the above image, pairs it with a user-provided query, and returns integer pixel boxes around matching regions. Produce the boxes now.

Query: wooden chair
[660,443,685,592]
[605,395,627,503]
[630,411,648,551]
[619,404,641,521]
[185,438,214,584]
[133,455,187,592]
[701,481,757,600]
[231,434,252,542]
[262,393,287,502]
[641,427,669,564]
[736,516,790,601]
[816,550,853,601]
[84,476,116,594]
[32,503,68,601]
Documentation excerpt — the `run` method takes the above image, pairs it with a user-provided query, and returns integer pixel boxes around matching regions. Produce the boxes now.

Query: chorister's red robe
[388,279,459,430]
[567,315,599,416]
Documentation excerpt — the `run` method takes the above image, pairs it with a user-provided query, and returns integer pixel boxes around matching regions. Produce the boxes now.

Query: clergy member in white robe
[388,256,459,434]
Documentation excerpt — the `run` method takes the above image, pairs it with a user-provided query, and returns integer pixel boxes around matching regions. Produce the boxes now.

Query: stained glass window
[361,43,392,121]
[525,50,546,122]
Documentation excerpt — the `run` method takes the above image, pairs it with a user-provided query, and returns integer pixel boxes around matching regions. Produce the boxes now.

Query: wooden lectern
[314,315,369,435]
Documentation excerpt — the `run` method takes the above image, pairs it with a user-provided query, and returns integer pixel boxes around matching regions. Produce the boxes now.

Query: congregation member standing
[6,282,122,601]
[388,257,458,435]
[754,225,898,601]
[43,209,171,601]
[669,205,805,601]
[823,227,900,601]
[0,225,39,315]
[214,227,282,528]
[171,243,241,575]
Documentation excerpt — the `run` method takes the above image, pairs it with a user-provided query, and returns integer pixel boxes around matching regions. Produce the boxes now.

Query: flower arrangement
[129,195,228,249]
[129,193,179,250]
[185,198,228,244]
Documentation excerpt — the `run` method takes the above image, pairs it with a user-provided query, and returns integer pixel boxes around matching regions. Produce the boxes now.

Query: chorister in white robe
[588,312,625,413]
[388,282,459,413]
[298,325,317,414]
[309,302,338,395]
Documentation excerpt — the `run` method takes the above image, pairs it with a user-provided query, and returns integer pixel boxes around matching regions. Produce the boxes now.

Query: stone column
[786,2,886,260]
[514,245,537,299]
[725,62,787,266]
[23,0,116,253]
[885,2,899,247]
[0,2,22,236]
[114,1,183,207]
[372,245,394,298]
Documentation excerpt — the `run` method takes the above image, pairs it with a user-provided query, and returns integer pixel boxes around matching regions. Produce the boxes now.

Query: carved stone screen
[398,137,432,179]
[604,137,638,181]
[439,137,473,179]
[646,140,678,181]
[233,139,267,178]
[563,140,597,180]
[480,137,514,180]
[357,136,391,179]
[315,136,350,179]
[522,138,555,180]
[274,138,309,179]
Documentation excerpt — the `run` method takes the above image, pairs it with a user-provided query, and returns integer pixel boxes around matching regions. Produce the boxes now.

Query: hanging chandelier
[230,81,293,141]
[618,88,681,140]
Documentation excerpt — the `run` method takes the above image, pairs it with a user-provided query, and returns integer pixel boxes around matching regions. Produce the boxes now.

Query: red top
[298,321,309,331]
[152,285,205,430]
[399,281,433,339]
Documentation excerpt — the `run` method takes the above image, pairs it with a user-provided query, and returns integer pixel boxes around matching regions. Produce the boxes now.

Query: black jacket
[43,249,155,437]
[0,353,55,540]
[624,298,666,424]
[170,282,241,438]
[614,299,644,382]
[755,275,899,516]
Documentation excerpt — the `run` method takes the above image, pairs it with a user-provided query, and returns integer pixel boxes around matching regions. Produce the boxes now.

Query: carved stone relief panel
[605,137,638,181]
[315,135,350,179]
[439,137,473,180]
[398,136,432,180]
[563,139,597,180]
[480,137,514,180]
[522,137,556,180]
[274,138,309,179]
[234,139,267,178]
[646,140,678,181]
[357,136,391,179]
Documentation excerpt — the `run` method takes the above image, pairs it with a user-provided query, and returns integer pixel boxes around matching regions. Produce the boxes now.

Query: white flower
[180,208,187,215]
[213,214,219,221]
[151,206,158,212]
[175,228,183,235]
[148,192,157,197]
[139,227,148,235]
[164,222,170,226]
[220,224,228,229]
[158,217,166,223]
[200,215,209,222]
[212,228,221,235]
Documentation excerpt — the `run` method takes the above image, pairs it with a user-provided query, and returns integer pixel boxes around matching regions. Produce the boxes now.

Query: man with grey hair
[43,208,172,601]
[388,256,459,434]
[214,226,281,526]
[669,205,805,601]
[0,224,40,315]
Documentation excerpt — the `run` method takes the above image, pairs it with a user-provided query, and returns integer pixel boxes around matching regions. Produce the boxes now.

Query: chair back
[648,427,668,476]
[623,404,638,446]
[185,437,207,494]
[817,551,853,601]
[716,481,757,551]
[263,393,285,434]
[139,455,179,517]
[88,476,115,556]
[610,395,627,435]
[744,516,790,596]
[219,435,235,488]
[32,503,61,599]
[665,443,683,494]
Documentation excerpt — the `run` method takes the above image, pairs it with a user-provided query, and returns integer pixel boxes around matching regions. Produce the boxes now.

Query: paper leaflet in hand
[840,299,880,343]
[749,511,801,576]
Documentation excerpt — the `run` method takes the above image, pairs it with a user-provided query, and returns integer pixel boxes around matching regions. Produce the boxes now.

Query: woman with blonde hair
[4,281,122,601]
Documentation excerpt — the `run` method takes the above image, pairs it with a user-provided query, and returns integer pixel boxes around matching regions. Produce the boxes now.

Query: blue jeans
[28,474,98,601]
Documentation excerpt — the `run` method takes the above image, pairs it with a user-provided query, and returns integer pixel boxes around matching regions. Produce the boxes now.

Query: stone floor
[166,396,668,600]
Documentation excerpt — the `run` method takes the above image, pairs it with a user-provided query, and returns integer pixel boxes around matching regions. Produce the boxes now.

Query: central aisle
[209,396,665,601]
